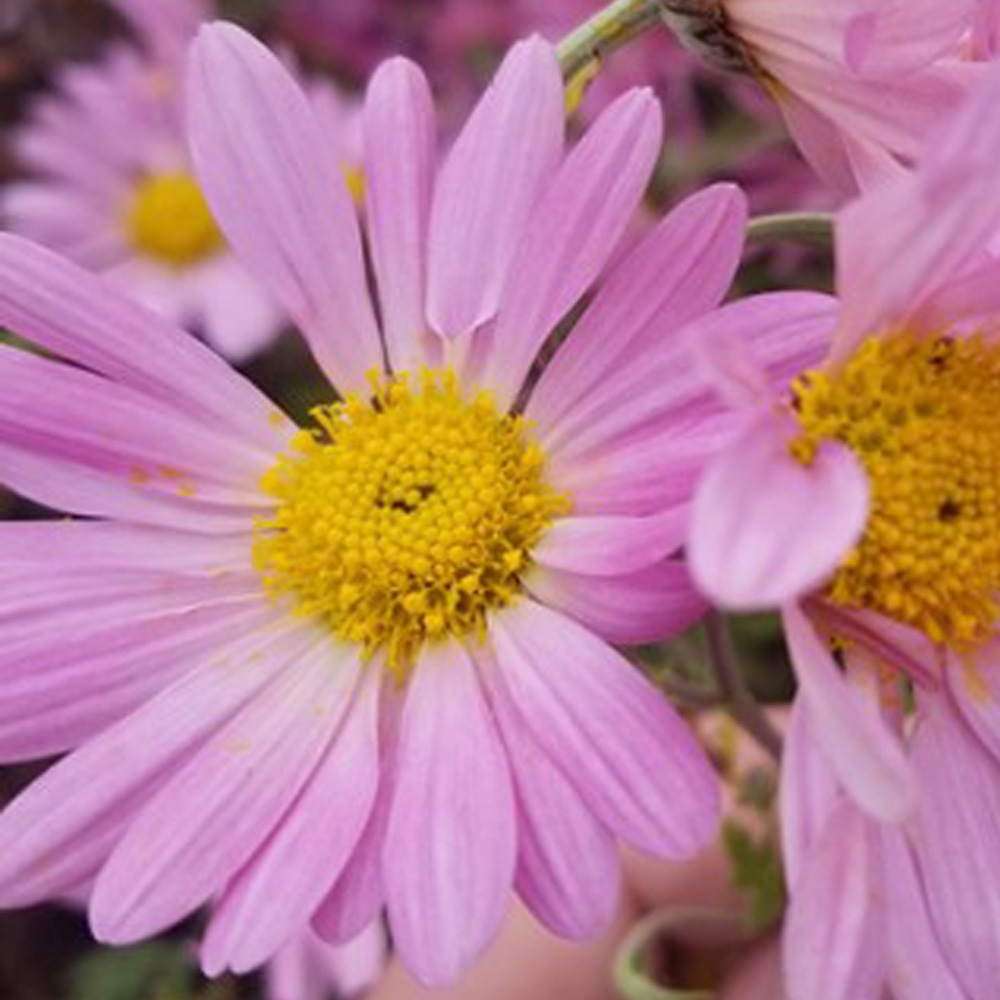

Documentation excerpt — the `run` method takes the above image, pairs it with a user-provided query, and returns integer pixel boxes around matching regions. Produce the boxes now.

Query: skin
[370,716,787,1000]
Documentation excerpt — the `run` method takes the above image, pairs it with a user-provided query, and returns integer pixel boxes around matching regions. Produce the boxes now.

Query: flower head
[1,2,358,363]
[688,58,1000,1000]
[0,24,831,988]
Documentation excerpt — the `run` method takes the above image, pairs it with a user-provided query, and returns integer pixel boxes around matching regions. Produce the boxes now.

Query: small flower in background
[1,0,362,364]
[661,0,981,195]
[0,24,828,989]
[687,58,1000,1000]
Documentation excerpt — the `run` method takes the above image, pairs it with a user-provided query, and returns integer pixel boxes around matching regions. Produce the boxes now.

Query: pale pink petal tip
[690,413,869,610]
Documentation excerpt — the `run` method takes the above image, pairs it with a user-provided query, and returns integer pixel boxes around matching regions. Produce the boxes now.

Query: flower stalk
[556,0,668,81]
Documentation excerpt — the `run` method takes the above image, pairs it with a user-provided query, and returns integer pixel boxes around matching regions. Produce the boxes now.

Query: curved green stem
[704,612,783,761]
[556,0,667,80]
[746,212,834,246]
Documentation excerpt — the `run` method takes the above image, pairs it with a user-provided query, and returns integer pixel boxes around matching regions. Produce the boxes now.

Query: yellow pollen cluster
[792,334,1000,647]
[253,369,570,677]
[125,170,222,267]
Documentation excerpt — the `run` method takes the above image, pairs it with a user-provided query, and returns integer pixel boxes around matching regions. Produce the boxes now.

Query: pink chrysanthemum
[2,0,357,363]
[688,60,1000,1000]
[662,0,980,194]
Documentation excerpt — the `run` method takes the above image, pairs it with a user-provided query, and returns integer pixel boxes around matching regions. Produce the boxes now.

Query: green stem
[745,212,834,246]
[704,612,782,760]
[556,0,667,80]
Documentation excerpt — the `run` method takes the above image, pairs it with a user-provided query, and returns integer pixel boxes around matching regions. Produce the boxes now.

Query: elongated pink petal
[526,184,747,437]
[201,660,378,975]
[0,347,269,498]
[478,645,618,939]
[783,800,885,1000]
[186,24,382,392]
[526,559,707,646]
[91,630,353,943]
[478,88,661,407]
[383,641,516,986]
[426,37,563,339]
[946,636,1000,764]
[490,600,718,856]
[0,617,302,906]
[834,59,1000,362]
[0,235,291,452]
[0,521,250,571]
[311,685,401,946]
[364,58,437,372]
[911,692,1000,998]
[0,597,270,761]
[782,604,915,822]
[881,828,966,1000]
[533,509,685,577]
[0,438,262,532]
[780,698,840,889]
[690,412,868,609]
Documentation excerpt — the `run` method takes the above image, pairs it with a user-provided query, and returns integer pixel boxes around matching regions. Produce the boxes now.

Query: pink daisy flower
[688,59,1000,999]
[0,25,817,988]
[2,0,357,363]
[662,0,980,194]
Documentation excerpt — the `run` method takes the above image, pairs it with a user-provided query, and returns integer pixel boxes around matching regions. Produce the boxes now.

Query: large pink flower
[688,59,1000,1000]
[0,26,818,987]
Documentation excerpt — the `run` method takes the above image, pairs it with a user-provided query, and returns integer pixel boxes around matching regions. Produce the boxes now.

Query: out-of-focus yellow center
[793,334,1000,648]
[125,171,222,266]
[253,369,570,677]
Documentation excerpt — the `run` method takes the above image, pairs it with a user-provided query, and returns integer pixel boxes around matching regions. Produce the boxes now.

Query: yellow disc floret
[125,170,222,266]
[253,369,570,677]
[793,334,1000,647]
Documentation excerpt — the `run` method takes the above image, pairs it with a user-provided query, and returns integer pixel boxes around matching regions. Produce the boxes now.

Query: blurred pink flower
[0,26,837,989]
[266,923,386,1000]
[3,0,360,363]
[687,59,1000,999]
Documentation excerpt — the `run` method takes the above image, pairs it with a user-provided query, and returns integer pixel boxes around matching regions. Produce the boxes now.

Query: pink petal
[946,635,1000,764]
[0,590,269,761]
[0,439,260,532]
[0,520,249,571]
[881,828,966,1000]
[426,37,563,340]
[782,603,915,822]
[483,649,619,939]
[783,800,886,1000]
[834,59,1000,362]
[382,640,516,986]
[525,184,748,438]
[526,559,707,647]
[690,412,869,609]
[0,617,302,906]
[477,87,662,408]
[0,346,270,498]
[911,692,1000,998]
[532,509,685,577]
[363,57,437,373]
[201,660,379,975]
[186,24,382,392]
[0,235,291,452]
[780,698,840,890]
[91,630,357,943]
[489,599,719,856]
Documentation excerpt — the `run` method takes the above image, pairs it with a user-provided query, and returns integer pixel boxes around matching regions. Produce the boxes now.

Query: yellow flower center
[125,171,222,267]
[253,369,570,677]
[793,334,1000,648]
